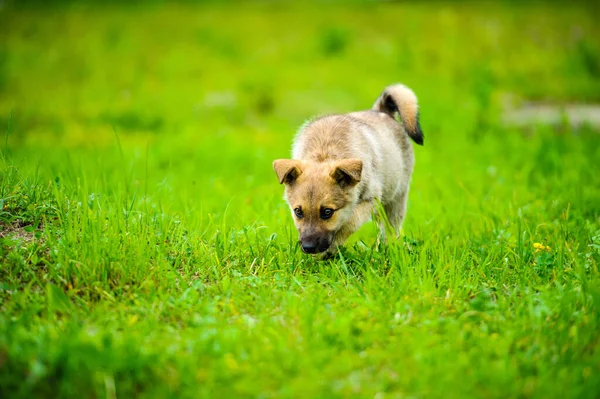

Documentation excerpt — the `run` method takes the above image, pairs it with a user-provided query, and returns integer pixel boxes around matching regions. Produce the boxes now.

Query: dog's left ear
[273,159,302,185]
[331,159,362,187]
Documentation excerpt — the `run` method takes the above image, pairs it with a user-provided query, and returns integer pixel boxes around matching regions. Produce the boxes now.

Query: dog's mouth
[300,241,330,254]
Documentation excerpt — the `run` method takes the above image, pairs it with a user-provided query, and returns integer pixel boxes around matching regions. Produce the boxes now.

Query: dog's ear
[330,159,362,187]
[273,159,302,185]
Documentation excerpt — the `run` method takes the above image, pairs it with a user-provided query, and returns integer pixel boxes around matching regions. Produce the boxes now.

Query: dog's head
[273,158,362,254]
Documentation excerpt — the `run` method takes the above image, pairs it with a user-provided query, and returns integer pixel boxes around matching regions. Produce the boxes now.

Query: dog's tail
[372,84,424,145]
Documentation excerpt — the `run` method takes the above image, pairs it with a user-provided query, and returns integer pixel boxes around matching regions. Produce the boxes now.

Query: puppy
[273,84,423,257]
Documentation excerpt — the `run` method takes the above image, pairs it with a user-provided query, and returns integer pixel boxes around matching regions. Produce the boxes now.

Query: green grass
[1,2,600,398]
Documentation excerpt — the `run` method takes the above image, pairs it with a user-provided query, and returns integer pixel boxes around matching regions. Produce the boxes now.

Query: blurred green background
[1,1,599,398]
[2,0,599,215]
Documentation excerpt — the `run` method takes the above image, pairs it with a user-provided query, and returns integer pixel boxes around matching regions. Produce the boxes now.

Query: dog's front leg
[372,201,392,248]
[349,200,376,234]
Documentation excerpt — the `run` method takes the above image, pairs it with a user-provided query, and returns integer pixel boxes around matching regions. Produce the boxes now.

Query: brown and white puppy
[273,84,424,257]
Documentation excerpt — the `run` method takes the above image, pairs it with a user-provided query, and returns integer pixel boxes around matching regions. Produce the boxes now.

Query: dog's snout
[300,233,332,254]
[301,241,319,254]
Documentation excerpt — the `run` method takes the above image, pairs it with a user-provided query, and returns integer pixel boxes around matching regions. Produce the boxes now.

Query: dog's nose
[301,242,318,254]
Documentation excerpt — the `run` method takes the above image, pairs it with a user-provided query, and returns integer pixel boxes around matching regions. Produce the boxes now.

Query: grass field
[1,1,600,398]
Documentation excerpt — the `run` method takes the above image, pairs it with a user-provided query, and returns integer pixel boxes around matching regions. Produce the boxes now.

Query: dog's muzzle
[300,232,333,254]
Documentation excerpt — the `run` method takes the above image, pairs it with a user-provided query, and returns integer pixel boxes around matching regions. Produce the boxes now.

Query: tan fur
[372,84,421,137]
[273,83,423,257]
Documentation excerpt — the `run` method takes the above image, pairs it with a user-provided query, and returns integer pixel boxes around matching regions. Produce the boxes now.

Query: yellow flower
[533,242,551,252]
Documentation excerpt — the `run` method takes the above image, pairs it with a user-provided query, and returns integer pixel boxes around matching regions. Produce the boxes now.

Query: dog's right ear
[273,159,302,185]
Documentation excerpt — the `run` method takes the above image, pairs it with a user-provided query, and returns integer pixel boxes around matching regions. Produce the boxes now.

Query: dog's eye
[294,207,304,219]
[320,208,334,220]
